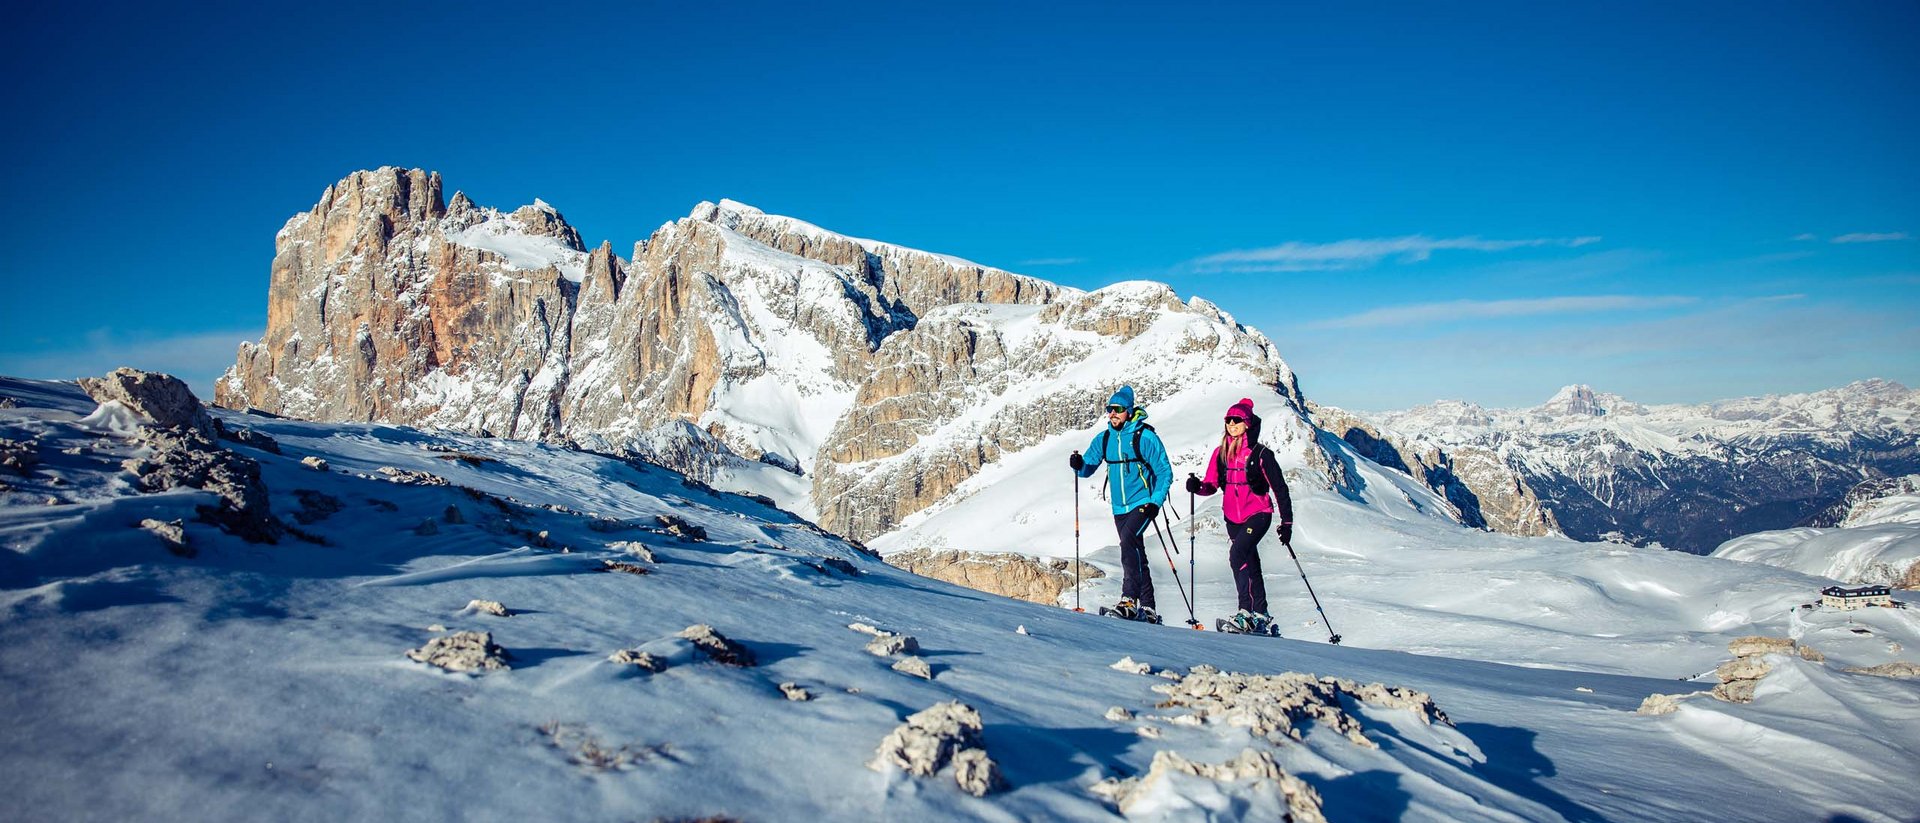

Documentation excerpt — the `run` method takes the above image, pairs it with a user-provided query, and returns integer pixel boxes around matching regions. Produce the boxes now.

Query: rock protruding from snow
[138,518,190,556]
[884,548,1104,605]
[607,649,667,672]
[868,701,1003,797]
[891,656,933,679]
[464,599,510,617]
[407,630,509,672]
[1090,748,1327,822]
[678,624,755,666]
[864,634,920,657]
[1150,669,1450,748]
[77,368,216,439]
[121,426,281,543]
[1111,656,1153,675]
[1844,661,1920,679]
[779,682,812,701]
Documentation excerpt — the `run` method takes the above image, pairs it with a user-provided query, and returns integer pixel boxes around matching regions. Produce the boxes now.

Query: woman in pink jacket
[1184,398,1294,635]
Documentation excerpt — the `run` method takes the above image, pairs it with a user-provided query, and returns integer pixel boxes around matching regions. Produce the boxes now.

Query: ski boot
[1248,612,1280,637]
[1215,609,1254,634]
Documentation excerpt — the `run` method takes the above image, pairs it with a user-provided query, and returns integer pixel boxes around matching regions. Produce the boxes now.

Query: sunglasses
[1107,405,1128,414]
[1224,416,1246,424]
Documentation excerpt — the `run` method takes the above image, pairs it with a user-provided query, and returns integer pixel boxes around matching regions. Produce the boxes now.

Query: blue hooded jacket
[1076,386,1173,514]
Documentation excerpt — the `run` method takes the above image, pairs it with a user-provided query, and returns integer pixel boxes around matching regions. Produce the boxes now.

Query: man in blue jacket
[1070,385,1173,622]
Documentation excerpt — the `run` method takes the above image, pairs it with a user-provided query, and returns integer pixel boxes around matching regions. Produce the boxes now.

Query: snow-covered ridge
[702,198,1018,277]
[445,208,589,282]
[1713,475,1920,586]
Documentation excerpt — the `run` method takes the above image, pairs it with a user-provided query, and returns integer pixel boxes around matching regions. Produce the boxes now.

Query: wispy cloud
[1792,233,1819,242]
[1309,295,1697,330]
[1832,232,1910,244]
[1188,234,1601,273]
[1016,257,1085,267]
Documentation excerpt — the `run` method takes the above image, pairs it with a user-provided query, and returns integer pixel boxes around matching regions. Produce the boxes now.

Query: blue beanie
[1108,385,1136,410]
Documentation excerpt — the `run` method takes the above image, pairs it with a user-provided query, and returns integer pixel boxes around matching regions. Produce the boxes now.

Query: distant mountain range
[1324,382,1920,553]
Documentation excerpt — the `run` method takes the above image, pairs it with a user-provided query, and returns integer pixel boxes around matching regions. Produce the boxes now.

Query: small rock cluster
[1090,749,1326,822]
[377,466,450,486]
[407,630,510,672]
[853,624,930,679]
[1143,667,1451,749]
[601,559,652,575]
[868,701,1003,797]
[651,514,707,541]
[465,599,510,617]
[0,438,38,475]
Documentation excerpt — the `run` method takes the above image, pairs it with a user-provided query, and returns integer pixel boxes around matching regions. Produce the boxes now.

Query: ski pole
[1188,486,1196,625]
[1149,514,1200,629]
[1282,540,1340,645]
[1072,453,1082,612]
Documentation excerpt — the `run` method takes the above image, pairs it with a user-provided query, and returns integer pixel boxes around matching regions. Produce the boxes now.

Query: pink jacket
[1197,438,1293,525]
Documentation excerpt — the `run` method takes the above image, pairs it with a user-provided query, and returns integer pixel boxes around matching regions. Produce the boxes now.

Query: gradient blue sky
[3,1,1915,410]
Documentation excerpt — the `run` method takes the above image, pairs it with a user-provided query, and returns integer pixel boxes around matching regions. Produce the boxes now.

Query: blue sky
[2,1,1915,410]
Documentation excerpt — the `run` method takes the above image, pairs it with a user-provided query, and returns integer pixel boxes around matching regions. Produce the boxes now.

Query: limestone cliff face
[218,168,582,440]
[220,170,1333,545]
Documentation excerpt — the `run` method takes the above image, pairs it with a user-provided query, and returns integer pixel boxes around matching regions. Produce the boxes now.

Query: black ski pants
[1113,504,1157,608]
[1227,512,1271,614]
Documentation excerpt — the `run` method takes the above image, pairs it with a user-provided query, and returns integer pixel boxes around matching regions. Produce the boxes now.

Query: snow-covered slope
[1712,475,1920,587]
[1366,382,1920,553]
[6,377,1919,822]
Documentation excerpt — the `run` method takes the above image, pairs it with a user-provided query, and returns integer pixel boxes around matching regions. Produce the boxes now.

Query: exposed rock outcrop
[884,548,1103,605]
[78,368,216,438]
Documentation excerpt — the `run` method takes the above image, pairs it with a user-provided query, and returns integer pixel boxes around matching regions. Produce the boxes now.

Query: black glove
[1139,502,1160,521]
[1248,467,1270,497]
[1184,474,1202,494]
[1279,522,1293,545]
[1069,452,1084,471]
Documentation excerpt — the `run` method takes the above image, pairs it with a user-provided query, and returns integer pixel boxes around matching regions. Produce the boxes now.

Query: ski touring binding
[1098,599,1163,625]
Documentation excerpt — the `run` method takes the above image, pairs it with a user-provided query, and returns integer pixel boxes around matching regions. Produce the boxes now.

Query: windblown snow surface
[3,376,1917,822]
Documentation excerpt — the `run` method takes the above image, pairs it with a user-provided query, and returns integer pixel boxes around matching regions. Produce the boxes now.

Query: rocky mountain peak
[1539,384,1607,417]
